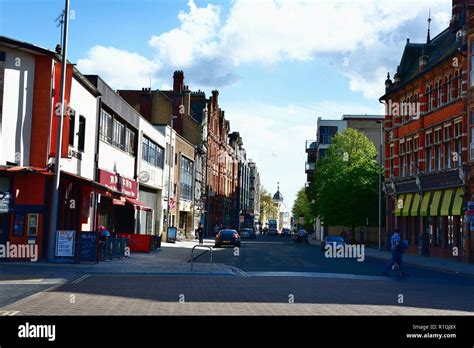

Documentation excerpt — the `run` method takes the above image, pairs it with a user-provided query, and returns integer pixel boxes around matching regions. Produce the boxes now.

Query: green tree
[292,187,314,228]
[260,187,278,223]
[309,128,382,234]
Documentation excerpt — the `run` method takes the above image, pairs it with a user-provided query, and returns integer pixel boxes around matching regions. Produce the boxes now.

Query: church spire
[427,9,432,44]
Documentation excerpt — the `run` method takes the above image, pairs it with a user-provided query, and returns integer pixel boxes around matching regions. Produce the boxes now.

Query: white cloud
[77,46,160,89]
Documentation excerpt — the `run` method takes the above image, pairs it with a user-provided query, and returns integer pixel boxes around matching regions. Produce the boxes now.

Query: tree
[260,187,278,223]
[292,187,314,229]
[309,128,382,234]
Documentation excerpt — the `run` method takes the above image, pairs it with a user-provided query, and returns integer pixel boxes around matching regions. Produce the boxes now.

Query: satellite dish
[138,171,150,183]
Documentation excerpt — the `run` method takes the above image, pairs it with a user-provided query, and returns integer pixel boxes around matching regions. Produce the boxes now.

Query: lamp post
[376,120,383,250]
[48,0,70,261]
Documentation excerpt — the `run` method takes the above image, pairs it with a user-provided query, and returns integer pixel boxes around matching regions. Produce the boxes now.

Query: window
[435,81,441,108]
[447,75,453,102]
[99,109,112,143]
[444,142,451,169]
[427,86,433,111]
[179,155,194,201]
[425,132,432,146]
[435,145,442,170]
[456,138,462,166]
[112,119,125,150]
[406,139,412,153]
[434,129,442,144]
[399,155,405,177]
[425,148,432,172]
[78,115,86,152]
[471,56,474,87]
[125,128,135,156]
[399,141,405,155]
[414,151,419,175]
[69,112,75,146]
[319,126,338,144]
[454,122,462,138]
[455,71,462,98]
[407,153,412,176]
[414,137,419,151]
[444,125,451,140]
[142,136,164,168]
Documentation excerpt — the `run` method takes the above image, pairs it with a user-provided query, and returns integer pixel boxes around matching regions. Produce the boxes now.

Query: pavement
[307,233,474,277]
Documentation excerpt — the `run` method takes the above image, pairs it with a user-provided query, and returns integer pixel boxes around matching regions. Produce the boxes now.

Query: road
[0,235,472,315]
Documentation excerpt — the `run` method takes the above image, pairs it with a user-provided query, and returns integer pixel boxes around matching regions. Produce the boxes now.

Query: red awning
[0,166,54,175]
[126,197,152,211]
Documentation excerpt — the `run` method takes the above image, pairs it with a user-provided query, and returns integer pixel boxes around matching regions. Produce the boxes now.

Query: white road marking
[0,311,20,316]
[71,274,90,284]
[246,271,391,281]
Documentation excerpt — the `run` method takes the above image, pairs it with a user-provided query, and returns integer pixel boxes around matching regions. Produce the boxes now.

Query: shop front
[394,187,464,260]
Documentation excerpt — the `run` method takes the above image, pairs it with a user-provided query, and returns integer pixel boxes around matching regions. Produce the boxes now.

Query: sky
[0,0,452,211]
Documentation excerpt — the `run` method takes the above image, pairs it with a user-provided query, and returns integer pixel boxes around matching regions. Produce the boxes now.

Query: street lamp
[376,120,383,251]
[166,115,177,230]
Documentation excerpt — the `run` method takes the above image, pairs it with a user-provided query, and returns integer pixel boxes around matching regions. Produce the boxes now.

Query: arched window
[435,81,441,108]
[457,70,462,98]
[442,76,448,104]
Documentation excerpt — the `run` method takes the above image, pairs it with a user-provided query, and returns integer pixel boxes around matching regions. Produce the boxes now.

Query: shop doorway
[0,213,9,245]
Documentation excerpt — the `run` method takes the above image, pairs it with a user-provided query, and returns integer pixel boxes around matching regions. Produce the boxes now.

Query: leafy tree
[260,187,278,223]
[309,128,382,234]
[292,187,314,229]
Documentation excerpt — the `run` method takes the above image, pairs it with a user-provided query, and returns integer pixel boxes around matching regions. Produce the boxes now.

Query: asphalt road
[196,234,474,285]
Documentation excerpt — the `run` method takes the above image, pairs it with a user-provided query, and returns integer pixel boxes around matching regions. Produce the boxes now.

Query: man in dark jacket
[196,224,204,245]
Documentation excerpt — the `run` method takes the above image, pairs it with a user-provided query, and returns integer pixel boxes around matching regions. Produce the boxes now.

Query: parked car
[240,228,256,239]
[281,228,291,236]
[294,229,308,243]
[267,228,279,236]
[215,229,241,248]
[321,236,347,252]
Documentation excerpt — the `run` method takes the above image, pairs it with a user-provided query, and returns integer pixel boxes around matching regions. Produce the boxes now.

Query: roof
[273,190,284,202]
[382,19,465,98]
[342,114,384,120]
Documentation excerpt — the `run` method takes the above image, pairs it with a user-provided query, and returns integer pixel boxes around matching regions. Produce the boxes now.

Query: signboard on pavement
[55,230,76,257]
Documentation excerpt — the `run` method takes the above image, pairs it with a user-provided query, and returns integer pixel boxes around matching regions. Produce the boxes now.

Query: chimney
[173,70,184,93]
[183,86,191,117]
[212,90,219,108]
[450,0,464,32]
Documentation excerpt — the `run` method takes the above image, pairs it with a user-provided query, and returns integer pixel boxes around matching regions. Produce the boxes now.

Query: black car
[215,229,241,247]
[281,228,291,236]
[321,236,347,252]
[240,228,256,239]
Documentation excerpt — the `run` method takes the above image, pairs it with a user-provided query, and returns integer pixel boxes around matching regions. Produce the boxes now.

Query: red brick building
[380,0,474,263]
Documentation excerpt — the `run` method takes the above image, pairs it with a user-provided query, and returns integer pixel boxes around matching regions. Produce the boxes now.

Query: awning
[430,190,442,216]
[410,193,421,216]
[440,189,453,216]
[401,194,413,217]
[394,194,404,216]
[451,188,464,216]
[126,197,152,212]
[420,191,432,216]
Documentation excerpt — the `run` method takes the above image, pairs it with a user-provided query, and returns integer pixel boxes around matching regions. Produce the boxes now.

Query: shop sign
[55,230,76,257]
[99,169,137,198]
[0,192,11,213]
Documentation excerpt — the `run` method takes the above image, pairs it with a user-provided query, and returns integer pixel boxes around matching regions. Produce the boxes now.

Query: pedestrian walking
[382,229,409,277]
[197,224,204,245]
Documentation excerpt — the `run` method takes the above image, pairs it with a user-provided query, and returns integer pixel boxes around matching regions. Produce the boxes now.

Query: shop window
[425,148,432,172]
[179,155,194,201]
[78,115,86,152]
[444,142,451,169]
[13,213,25,237]
[434,145,442,170]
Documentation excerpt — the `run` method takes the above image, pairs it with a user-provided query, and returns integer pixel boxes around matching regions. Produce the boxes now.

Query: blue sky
[0,0,452,210]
